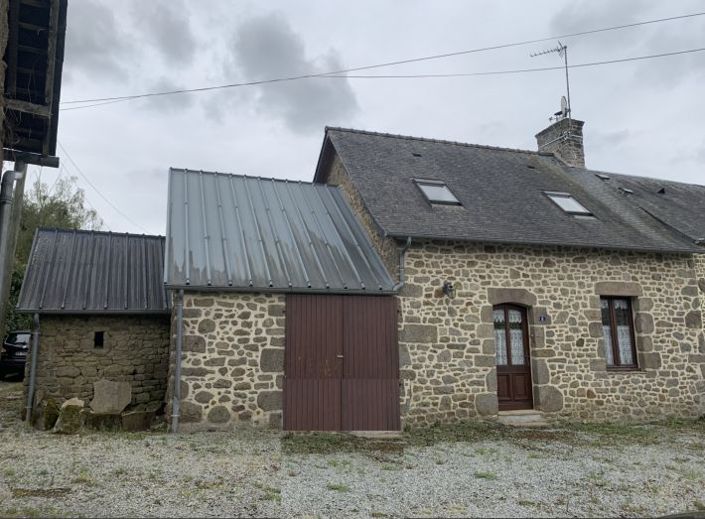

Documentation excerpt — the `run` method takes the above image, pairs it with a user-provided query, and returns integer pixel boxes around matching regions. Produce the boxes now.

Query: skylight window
[545,192,593,216]
[414,179,461,205]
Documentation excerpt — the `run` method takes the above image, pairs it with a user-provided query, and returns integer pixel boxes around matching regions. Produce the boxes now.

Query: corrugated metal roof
[165,169,397,293]
[17,229,170,314]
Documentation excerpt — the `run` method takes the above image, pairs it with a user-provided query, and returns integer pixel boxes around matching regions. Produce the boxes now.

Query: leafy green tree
[3,175,102,334]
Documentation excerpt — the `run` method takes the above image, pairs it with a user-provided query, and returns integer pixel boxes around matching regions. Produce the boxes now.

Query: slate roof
[581,171,705,243]
[17,229,169,314]
[164,169,396,293]
[315,127,703,254]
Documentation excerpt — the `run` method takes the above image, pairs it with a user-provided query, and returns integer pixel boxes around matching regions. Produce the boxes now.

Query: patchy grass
[282,432,404,455]
[474,471,498,480]
[0,506,60,519]
[326,482,350,492]
[254,482,281,502]
[11,487,72,498]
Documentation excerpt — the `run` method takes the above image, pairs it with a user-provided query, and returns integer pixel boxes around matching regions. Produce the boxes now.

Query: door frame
[493,303,534,411]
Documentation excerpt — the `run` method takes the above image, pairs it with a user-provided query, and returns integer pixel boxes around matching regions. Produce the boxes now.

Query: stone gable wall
[399,241,704,424]
[25,315,170,409]
[325,154,399,279]
[169,292,285,431]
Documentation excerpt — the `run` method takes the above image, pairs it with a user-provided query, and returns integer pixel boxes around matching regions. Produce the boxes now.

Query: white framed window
[545,191,592,216]
[414,179,461,206]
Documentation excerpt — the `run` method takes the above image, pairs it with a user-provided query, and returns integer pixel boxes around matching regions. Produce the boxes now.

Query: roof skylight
[545,191,593,216]
[415,179,461,205]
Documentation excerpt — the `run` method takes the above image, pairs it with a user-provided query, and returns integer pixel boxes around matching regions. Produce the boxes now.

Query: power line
[57,141,149,233]
[59,45,705,112]
[59,10,705,108]
[325,46,705,79]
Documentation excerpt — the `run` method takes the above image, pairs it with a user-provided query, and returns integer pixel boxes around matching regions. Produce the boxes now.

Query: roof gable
[18,229,169,314]
[165,169,396,293]
[317,127,701,254]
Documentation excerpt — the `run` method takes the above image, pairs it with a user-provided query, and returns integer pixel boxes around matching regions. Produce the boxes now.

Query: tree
[3,175,102,333]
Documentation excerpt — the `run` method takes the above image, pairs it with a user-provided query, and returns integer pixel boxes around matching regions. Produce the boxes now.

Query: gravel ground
[1,380,704,518]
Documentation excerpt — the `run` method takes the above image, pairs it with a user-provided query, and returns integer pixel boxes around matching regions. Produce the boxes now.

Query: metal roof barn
[17,229,169,314]
[165,169,396,293]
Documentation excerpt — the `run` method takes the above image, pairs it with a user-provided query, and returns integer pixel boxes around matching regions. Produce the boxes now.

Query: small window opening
[657,187,666,194]
[412,152,423,157]
[596,173,611,181]
[94,331,104,349]
[414,179,461,206]
[619,187,634,195]
[600,297,637,369]
[545,191,593,216]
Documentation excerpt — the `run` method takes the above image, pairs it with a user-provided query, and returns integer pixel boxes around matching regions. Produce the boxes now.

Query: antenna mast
[531,41,571,123]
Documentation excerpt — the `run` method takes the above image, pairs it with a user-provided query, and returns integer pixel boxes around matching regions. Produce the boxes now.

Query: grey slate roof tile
[318,127,702,253]
[165,169,396,293]
[17,229,169,314]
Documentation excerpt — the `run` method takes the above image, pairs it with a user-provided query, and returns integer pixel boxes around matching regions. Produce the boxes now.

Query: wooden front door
[494,304,533,411]
[284,295,400,431]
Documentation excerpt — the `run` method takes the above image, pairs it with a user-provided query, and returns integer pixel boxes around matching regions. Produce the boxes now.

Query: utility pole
[0,160,28,338]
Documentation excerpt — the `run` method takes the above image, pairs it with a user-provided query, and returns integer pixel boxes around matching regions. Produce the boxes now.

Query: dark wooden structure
[284,295,400,431]
[494,304,533,411]
[3,0,67,166]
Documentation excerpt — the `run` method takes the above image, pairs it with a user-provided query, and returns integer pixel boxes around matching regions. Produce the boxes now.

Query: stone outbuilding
[18,229,171,422]
[164,170,399,431]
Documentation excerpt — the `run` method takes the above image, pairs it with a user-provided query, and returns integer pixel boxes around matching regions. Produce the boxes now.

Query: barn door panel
[341,296,401,431]
[283,294,343,431]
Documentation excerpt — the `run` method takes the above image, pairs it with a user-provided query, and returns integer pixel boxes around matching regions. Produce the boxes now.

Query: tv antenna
[531,41,571,122]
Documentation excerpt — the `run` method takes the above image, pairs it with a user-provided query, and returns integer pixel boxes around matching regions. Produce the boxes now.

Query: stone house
[311,118,705,425]
[20,117,705,432]
[18,229,171,419]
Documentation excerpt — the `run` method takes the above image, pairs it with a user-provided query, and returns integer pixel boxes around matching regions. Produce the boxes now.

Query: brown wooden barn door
[283,295,343,431]
[284,295,400,431]
[341,296,400,431]
[494,304,533,411]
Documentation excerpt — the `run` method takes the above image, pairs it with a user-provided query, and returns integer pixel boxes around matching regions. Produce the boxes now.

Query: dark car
[0,330,30,379]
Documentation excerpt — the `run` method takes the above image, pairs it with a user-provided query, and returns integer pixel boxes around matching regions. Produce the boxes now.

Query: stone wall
[398,241,705,425]
[26,315,170,409]
[169,292,285,431]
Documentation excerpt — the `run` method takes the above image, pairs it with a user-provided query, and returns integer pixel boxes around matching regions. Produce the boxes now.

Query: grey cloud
[63,0,134,80]
[132,0,197,66]
[227,13,358,132]
[550,1,705,88]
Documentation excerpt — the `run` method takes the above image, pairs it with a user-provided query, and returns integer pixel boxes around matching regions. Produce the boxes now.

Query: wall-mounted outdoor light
[442,281,455,298]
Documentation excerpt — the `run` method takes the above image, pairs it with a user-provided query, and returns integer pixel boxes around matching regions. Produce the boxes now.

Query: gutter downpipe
[171,289,184,433]
[392,237,412,291]
[25,313,40,424]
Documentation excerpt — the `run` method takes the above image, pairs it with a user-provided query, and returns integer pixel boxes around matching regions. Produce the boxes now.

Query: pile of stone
[33,379,161,433]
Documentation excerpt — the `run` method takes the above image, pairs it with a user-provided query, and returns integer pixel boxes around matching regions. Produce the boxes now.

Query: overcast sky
[33,0,705,234]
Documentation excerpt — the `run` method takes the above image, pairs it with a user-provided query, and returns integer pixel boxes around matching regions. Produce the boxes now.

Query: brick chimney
[535,118,585,168]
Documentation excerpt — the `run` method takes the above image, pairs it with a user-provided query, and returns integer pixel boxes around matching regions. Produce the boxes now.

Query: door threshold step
[348,430,403,439]
[497,410,549,427]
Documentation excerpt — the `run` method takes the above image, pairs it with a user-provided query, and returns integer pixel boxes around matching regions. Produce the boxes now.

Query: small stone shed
[18,229,171,419]
[164,169,399,432]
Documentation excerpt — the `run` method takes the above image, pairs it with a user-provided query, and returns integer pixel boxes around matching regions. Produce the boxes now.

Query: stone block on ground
[83,410,122,431]
[121,410,156,432]
[52,398,85,434]
[32,398,60,431]
[90,379,132,414]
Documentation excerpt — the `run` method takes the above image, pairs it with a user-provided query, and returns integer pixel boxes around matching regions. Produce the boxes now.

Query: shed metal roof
[315,127,702,254]
[165,169,397,293]
[17,229,170,314]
